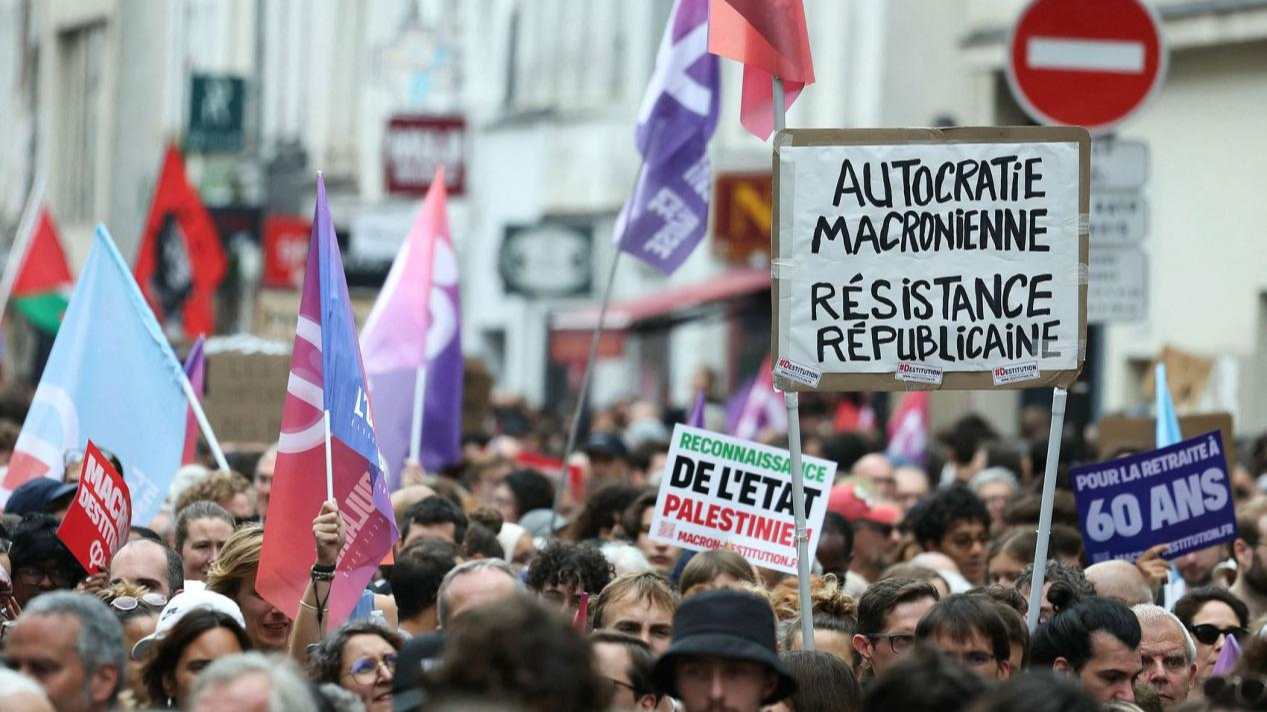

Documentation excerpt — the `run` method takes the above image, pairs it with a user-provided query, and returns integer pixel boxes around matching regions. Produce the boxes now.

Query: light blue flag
[3,226,190,524]
[1155,362,1182,448]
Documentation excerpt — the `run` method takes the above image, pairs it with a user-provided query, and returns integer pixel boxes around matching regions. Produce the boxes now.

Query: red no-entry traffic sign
[1006,0,1168,134]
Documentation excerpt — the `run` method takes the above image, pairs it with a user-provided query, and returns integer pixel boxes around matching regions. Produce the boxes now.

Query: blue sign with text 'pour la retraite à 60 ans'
[1071,430,1237,564]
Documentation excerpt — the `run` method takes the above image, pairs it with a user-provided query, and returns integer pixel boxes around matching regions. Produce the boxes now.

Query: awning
[551,267,770,331]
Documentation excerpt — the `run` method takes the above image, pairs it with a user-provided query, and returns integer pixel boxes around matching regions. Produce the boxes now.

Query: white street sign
[1088,245,1147,323]
[1090,190,1147,244]
[1091,139,1149,190]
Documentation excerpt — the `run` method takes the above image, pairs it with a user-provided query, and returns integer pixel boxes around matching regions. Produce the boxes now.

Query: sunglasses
[1189,624,1249,646]
[1205,675,1267,707]
[110,593,168,611]
[15,566,79,588]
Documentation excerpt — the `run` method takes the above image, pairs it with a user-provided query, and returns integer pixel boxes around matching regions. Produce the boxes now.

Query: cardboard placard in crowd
[1096,411,1233,464]
[1071,430,1236,564]
[771,126,1090,391]
[57,441,131,573]
[648,424,835,576]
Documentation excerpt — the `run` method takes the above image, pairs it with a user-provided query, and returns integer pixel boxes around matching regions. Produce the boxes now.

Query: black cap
[651,589,796,704]
[583,432,627,459]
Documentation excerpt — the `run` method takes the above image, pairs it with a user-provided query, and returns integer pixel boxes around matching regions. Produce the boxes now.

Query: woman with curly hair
[309,618,404,712]
[772,575,858,665]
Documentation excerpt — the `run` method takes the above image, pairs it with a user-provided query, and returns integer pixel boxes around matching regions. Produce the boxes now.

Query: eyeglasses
[859,522,895,538]
[1189,624,1249,646]
[15,566,78,588]
[346,653,397,684]
[1205,675,1267,707]
[63,448,117,467]
[946,532,990,549]
[867,633,916,654]
[110,593,168,611]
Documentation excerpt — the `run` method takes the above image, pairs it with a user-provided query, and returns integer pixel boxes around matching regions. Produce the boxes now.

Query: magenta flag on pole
[361,167,463,487]
[258,175,398,627]
[180,335,206,465]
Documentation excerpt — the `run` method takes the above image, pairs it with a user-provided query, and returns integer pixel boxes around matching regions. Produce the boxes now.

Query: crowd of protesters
[2,391,1267,712]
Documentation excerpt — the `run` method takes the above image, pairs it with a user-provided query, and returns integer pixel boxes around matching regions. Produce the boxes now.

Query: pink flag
[258,176,398,626]
[180,335,206,465]
[728,355,787,440]
[886,392,930,466]
[360,168,463,486]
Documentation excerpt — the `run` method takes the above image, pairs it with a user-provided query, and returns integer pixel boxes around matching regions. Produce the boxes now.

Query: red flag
[10,207,73,334]
[709,0,815,140]
[134,144,227,338]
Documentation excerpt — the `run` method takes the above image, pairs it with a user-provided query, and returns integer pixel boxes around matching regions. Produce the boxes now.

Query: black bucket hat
[651,589,797,704]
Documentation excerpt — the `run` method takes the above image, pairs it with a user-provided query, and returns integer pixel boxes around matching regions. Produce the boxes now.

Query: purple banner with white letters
[1071,430,1236,564]
[615,0,719,274]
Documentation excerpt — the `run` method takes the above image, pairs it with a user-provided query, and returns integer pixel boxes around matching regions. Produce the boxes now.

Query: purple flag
[614,0,720,274]
[725,355,787,440]
[1211,631,1243,676]
[688,388,707,428]
[181,335,205,465]
[361,168,463,487]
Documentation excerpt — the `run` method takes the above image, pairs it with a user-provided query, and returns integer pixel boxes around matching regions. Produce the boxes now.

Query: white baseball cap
[131,590,245,660]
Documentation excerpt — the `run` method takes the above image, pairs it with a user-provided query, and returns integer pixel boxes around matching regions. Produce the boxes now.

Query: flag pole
[177,366,230,473]
[409,364,427,462]
[0,173,47,318]
[1026,387,1069,631]
[770,75,815,652]
[324,409,335,502]
[548,242,624,538]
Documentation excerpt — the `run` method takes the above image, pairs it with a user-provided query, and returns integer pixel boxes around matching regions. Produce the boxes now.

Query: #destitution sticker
[774,357,823,388]
[895,362,943,385]
[992,361,1041,386]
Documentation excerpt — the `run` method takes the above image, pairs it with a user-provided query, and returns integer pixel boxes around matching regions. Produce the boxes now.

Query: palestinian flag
[11,207,73,334]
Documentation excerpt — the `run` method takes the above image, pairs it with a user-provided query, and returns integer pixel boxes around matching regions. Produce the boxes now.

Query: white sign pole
[177,368,230,473]
[1026,386,1068,631]
[323,409,335,502]
[409,364,428,462]
[772,75,816,653]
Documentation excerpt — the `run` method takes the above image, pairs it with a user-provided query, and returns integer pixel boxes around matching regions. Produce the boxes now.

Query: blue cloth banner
[1071,430,1236,564]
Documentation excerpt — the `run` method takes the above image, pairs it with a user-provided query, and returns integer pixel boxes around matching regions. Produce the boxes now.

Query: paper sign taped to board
[648,424,835,576]
[772,127,1089,391]
[1071,431,1236,564]
[57,441,131,573]
[774,357,822,388]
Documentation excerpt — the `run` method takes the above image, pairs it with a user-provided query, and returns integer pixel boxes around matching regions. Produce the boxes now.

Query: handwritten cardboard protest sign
[1071,430,1235,564]
[771,127,1090,391]
[648,424,835,576]
[57,442,131,573]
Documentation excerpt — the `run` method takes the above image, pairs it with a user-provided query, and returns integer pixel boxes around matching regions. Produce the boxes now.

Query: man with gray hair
[0,591,125,712]
[1132,603,1197,711]
[190,652,316,712]
[437,558,525,629]
[0,668,55,712]
[1087,560,1155,607]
